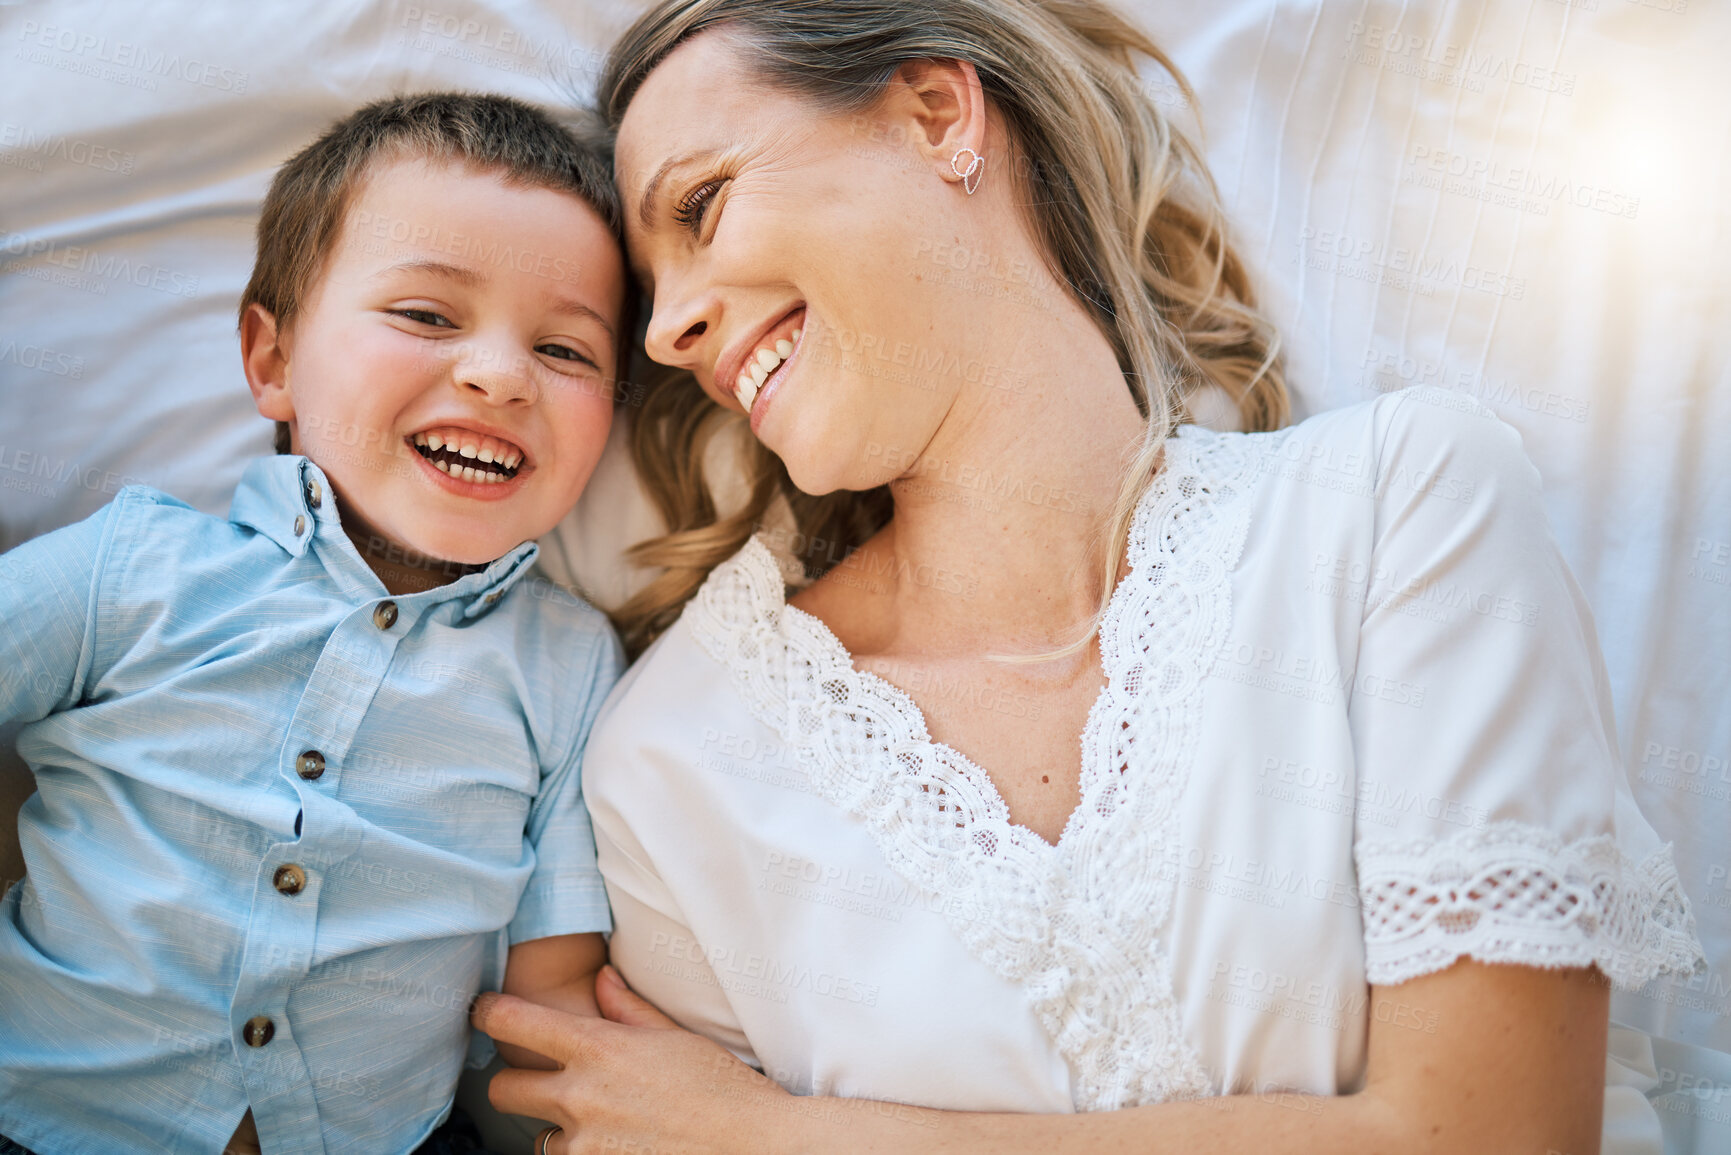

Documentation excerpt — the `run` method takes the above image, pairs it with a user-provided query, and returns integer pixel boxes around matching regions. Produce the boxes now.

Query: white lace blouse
[581,387,1703,1114]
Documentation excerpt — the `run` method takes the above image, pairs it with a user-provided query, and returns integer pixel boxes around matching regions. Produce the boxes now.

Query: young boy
[0,93,629,1154]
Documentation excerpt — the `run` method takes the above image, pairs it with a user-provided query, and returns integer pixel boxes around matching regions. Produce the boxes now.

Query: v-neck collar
[775,600,1109,854]
[688,425,1263,1109]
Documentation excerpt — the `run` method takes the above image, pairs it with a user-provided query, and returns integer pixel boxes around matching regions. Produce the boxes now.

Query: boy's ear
[241,303,295,423]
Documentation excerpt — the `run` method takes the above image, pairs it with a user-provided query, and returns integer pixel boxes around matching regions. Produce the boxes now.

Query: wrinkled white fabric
[584,387,1703,1114]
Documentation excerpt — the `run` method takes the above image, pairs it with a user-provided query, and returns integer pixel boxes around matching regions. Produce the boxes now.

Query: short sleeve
[1349,388,1703,990]
[0,501,116,725]
[506,621,625,944]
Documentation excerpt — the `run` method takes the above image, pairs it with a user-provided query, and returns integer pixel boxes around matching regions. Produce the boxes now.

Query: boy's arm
[490,621,625,1068]
[497,932,609,1069]
[0,505,114,731]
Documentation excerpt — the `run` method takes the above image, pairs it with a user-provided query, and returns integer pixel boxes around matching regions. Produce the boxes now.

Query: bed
[1,1,1726,1151]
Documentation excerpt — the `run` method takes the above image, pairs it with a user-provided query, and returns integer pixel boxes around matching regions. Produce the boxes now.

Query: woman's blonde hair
[603,0,1288,658]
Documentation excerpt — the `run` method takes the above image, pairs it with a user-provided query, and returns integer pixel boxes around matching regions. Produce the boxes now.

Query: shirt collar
[447,540,542,619]
[229,455,542,617]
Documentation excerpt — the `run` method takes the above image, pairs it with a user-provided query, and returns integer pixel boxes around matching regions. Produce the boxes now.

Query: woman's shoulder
[587,537,786,750]
[1188,382,1521,463]
[1168,386,1542,525]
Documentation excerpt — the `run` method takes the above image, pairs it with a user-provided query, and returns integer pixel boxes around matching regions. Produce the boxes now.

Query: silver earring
[950,148,984,195]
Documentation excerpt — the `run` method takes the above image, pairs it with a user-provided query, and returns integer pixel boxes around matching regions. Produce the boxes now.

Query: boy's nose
[450,338,537,405]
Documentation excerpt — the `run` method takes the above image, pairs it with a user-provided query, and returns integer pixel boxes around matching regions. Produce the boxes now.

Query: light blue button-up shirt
[0,455,621,1155]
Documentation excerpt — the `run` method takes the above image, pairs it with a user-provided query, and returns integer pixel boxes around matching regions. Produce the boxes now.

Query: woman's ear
[241,302,296,423]
[884,57,989,190]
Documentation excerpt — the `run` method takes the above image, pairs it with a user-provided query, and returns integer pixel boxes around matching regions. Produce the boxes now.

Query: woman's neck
[805,296,1149,659]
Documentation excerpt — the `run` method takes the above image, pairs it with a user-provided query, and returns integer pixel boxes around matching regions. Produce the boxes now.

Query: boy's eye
[395,308,455,328]
[537,343,597,369]
[673,178,726,237]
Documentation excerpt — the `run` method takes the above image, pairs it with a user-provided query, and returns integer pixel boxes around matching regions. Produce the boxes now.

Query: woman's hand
[471,965,794,1155]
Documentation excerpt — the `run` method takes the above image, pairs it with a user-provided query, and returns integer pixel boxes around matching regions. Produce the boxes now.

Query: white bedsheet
[1,2,1725,1149]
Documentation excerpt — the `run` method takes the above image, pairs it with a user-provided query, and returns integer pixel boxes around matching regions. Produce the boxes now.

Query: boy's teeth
[792,328,802,341]
[749,361,768,386]
[414,427,527,479]
[755,348,779,370]
[737,377,759,410]
[775,340,793,358]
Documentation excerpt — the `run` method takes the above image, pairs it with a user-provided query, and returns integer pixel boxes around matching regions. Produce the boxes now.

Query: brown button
[295,750,325,780]
[293,515,306,537]
[373,601,398,630]
[242,1016,275,1047]
[305,478,323,509]
[272,864,306,896]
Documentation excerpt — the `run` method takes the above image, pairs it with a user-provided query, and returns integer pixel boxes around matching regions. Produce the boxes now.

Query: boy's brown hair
[240,92,626,453]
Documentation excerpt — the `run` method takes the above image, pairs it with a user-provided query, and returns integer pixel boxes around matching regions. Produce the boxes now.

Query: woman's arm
[473,957,1608,1155]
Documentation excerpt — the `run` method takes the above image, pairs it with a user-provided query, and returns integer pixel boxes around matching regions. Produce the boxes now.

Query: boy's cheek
[293,408,406,471]
[524,397,614,531]
[547,375,617,453]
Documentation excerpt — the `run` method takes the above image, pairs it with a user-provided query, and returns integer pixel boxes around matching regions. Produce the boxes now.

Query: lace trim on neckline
[687,426,1261,1109]
[1358,821,1705,989]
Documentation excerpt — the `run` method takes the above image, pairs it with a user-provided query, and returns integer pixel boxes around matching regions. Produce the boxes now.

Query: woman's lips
[747,323,805,435]
[730,307,806,412]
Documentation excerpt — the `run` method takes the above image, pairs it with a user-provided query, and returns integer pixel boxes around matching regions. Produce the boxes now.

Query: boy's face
[246,156,625,571]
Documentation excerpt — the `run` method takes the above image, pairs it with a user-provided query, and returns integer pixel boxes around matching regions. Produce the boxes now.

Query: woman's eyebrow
[637,150,715,229]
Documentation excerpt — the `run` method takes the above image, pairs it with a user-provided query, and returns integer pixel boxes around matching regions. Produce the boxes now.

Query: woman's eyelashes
[673,177,727,237]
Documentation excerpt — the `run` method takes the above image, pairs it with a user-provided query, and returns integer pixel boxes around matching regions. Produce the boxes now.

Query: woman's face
[616,31,1004,496]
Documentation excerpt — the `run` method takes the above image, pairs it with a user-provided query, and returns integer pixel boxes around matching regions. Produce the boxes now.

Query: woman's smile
[719,306,806,427]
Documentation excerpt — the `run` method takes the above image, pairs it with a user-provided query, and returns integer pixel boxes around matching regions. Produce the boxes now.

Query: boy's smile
[244,156,626,587]
[410,426,526,487]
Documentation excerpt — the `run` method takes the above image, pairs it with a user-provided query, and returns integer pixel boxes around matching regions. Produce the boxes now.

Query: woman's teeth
[736,327,802,411]
[411,429,524,484]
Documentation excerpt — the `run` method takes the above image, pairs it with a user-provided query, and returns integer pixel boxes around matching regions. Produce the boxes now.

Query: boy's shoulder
[498,563,612,630]
[61,480,238,551]
[489,561,624,689]
[106,473,298,556]
[109,481,202,519]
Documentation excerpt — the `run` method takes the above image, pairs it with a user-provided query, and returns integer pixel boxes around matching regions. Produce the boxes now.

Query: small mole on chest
[1042,775,1050,783]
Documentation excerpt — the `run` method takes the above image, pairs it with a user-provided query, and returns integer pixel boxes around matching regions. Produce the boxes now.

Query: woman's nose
[643,279,717,373]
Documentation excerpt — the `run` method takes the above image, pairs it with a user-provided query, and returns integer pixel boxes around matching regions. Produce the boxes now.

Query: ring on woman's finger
[537,1125,563,1155]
